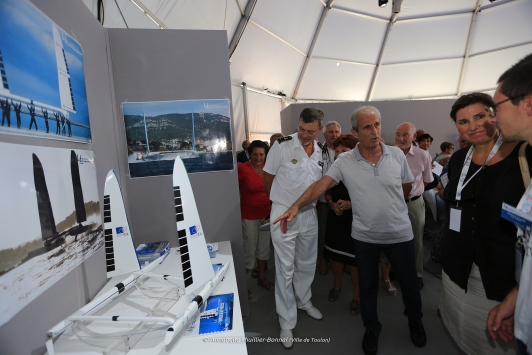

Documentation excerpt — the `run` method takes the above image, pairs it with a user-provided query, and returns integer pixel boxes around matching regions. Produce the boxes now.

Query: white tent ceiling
[81,0,532,145]
[84,0,532,101]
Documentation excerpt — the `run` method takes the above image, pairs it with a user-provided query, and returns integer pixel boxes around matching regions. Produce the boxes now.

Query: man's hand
[487,286,518,343]
[273,205,299,233]
[336,199,351,211]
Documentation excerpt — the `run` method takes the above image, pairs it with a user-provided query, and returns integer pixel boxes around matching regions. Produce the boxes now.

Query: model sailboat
[45,157,229,354]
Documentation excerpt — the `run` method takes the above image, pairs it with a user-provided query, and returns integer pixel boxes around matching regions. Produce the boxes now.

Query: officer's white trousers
[271,203,318,330]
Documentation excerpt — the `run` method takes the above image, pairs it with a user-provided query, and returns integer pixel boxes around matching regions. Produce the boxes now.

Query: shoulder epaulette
[317,141,325,150]
[277,136,292,144]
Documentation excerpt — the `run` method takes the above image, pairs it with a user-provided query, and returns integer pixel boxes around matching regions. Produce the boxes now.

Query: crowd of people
[235,53,532,355]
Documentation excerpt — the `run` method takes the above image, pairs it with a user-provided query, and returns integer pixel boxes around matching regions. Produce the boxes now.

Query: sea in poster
[0,143,102,327]
[122,99,234,177]
[0,0,91,142]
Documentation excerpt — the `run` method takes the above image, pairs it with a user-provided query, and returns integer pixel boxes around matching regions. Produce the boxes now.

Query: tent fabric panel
[397,0,477,19]
[250,0,323,54]
[383,14,471,64]
[312,9,388,64]
[332,0,393,20]
[296,59,374,101]
[372,58,462,100]
[142,0,238,31]
[462,43,532,94]
[247,90,283,138]
[104,0,160,29]
[470,0,532,56]
[229,24,305,96]
[231,85,246,151]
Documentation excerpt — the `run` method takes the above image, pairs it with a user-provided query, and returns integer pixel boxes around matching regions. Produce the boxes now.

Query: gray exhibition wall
[281,99,460,157]
[106,28,247,315]
[0,2,247,355]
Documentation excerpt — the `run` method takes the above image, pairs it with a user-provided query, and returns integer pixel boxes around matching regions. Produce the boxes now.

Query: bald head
[395,122,416,152]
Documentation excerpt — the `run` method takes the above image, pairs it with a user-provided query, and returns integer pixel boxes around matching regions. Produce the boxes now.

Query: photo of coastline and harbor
[122,99,234,178]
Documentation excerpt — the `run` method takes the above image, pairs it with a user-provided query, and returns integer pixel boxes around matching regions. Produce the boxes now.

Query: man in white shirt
[317,121,340,275]
[263,108,325,349]
[395,122,433,289]
[487,53,532,355]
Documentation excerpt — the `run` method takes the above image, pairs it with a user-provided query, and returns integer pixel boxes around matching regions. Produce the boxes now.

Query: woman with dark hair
[417,133,433,152]
[323,134,361,315]
[439,92,531,354]
[238,140,273,298]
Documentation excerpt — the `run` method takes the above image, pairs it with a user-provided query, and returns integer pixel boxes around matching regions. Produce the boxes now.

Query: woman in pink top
[238,140,273,298]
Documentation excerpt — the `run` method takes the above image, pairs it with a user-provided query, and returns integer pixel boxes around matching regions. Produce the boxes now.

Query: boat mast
[143,111,150,154]
[191,110,196,151]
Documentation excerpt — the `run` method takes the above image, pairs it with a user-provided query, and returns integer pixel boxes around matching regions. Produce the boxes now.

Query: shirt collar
[353,142,388,160]
[292,132,321,152]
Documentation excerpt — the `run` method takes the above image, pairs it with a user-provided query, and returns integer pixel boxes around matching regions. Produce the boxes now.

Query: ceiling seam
[365,11,399,101]
[312,56,375,66]
[235,0,244,16]
[129,0,167,29]
[331,7,388,22]
[248,20,307,56]
[456,0,482,97]
[469,40,532,58]
[292,0,335,99]
[229,0,258,60]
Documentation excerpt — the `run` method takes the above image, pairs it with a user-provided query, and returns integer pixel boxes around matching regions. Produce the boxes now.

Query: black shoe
[408,320,427,348]
[418,277,424,290]
[362,329,379,355]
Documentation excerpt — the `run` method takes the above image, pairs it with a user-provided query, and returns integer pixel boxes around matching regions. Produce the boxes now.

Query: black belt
[405,195,421,203]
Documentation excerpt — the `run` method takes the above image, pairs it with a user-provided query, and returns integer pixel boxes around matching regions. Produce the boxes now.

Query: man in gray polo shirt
[274,106,426,355]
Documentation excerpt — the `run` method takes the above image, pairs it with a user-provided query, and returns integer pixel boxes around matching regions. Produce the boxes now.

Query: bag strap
[519,142,530,189]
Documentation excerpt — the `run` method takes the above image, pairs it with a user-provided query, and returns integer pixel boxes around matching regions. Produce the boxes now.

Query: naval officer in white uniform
[263,108,326,349]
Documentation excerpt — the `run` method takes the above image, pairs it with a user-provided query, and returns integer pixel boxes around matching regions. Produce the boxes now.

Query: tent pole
[229,0,258,60]
[456,0,482,97]
[241,82,250,140]
[292,0,335,99]
[365,13,397,102]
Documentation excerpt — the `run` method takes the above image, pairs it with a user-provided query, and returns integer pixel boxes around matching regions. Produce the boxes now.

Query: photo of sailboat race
[122,99,234,178]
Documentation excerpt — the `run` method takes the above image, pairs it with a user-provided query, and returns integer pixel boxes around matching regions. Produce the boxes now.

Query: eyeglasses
[298,126,318,135]
[485,95,524,117]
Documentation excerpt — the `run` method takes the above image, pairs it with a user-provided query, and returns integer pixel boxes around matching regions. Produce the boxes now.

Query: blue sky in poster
[122,99,231,118]
[0,0,90,133]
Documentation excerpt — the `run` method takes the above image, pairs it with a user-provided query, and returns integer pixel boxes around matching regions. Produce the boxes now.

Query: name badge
[501,203,532,232]
[449,207,461,232]
[440,173,449,188]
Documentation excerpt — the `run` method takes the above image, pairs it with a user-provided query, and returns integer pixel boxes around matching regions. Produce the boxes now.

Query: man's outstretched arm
[273,176,336,233]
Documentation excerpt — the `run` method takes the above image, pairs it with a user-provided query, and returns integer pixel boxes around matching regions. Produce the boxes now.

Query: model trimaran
[45,157,230,354]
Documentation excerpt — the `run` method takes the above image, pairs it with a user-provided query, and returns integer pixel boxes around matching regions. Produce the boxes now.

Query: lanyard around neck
[455,135,503,202]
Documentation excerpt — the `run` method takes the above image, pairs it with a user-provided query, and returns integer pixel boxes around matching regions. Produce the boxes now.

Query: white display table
[48,241,247,355]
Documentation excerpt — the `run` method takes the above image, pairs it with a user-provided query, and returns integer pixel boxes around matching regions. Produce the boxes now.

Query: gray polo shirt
[326,142,414,244]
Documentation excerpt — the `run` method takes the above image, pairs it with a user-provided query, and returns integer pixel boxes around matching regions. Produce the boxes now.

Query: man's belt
[405,195,421,203]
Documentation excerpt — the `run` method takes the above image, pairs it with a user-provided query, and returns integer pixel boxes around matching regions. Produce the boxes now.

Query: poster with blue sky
[0,0,91,142]
[123,99,234,177]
